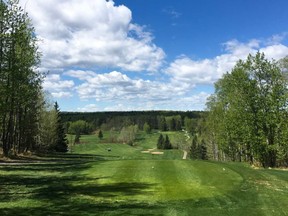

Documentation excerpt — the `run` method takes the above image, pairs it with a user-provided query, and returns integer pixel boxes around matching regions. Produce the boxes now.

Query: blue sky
[20,0,288,111]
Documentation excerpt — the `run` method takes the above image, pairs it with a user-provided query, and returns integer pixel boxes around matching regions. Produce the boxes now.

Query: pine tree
[98,130,103,140]
[53,102,68,152]
[74,132,81,144]
[164,135,172,149]
[157,134,164,149]
[199,140,208,160]
[190,135,198,159]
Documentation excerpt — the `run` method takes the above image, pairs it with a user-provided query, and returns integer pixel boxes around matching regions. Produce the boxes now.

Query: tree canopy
[0,0,43,156]
[206,53,288,167]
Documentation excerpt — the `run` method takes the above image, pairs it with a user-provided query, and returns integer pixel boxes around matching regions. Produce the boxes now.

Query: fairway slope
[0,140,288,215]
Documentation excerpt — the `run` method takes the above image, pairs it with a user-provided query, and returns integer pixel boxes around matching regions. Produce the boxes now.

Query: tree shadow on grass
[0,155,161,216]
[0,201,163,216]
[0,175,160,215]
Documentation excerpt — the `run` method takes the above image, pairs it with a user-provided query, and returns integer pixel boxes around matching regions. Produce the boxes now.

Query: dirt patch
[182,150,188,159]
[141,148,164,155]
[141,151,150,153]
[151,152,164,155]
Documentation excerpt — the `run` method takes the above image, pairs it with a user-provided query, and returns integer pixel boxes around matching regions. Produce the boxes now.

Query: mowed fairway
[0,134,288,215]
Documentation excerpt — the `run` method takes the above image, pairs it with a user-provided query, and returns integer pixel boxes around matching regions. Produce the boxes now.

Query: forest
[0,1,67,156]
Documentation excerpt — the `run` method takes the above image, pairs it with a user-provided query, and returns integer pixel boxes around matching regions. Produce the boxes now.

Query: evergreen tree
[98,130,103,140]
[158,116,167,131]
[53,102,68,152]
[157,134,164,149]
[190,135,198,159]
[164,135,172,149]
[199,140,208,160]
[74,132,81,144]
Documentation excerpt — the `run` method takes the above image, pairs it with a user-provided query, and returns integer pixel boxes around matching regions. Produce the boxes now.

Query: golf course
[0,132,287,216]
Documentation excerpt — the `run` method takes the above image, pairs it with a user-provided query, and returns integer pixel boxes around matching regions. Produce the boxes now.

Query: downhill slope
[0,133,287,215]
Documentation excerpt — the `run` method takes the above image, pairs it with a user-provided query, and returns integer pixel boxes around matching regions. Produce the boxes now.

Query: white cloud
[260,44,288,60]
[266,33,288,45]
[65,37,288,111]
[19,0,288,112]
[43,74,74,98]
[166,39,288,86]
[51,92,73,99]
[20,0,165,72]
[76,91,210,111]
[65,70,193,107]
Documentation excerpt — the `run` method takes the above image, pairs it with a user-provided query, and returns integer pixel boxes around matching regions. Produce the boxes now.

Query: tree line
[0,0,67,157]
[62,112,204,136]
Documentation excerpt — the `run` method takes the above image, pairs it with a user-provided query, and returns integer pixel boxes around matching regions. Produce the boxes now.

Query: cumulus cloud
[43,74,74,98]
[66,70,183,102]
[166,39,288,85]
[20,0,165,72]
[64,37,288,111]
[19,0,288,112]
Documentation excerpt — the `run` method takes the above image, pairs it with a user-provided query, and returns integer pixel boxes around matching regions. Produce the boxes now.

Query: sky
[19,0,288,112]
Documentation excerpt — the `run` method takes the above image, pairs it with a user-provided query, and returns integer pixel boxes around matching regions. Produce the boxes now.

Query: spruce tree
[98,130,103,140]
[190,135,198,159]
[164,135,172,149]
[54,102,68,152]
[157,134,164,149]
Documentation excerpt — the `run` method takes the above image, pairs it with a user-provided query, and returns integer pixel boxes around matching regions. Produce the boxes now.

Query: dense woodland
[0,0,67,157]
[1,1,288,168]
[62,111,204,131]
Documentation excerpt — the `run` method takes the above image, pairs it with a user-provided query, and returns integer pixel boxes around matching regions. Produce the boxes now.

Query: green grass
[0,132,288,215]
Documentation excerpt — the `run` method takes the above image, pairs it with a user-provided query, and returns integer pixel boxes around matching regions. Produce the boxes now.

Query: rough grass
[0,132,288,215]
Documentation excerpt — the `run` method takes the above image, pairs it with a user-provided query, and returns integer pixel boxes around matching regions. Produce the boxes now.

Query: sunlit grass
[0,132,288,215]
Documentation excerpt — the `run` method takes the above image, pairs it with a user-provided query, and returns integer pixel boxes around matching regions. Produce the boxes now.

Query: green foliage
[118,125,138,145]
[190,135,199,159]
[53,102,68,152]
[164,135,172,149]
[74,133,81,144]
[157,116,167,131]
[165,115,182,131]
[98,130,103,140]
[143,122,151,134]
[157,134,172,149]
[68,120,93,135]
[157,134,164,149]
[62,111,203,131]
[38,99,67,152]
[0,0,43,156]
[38,94,57,152]
[184,117,198,134]
[206,53,288,167]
